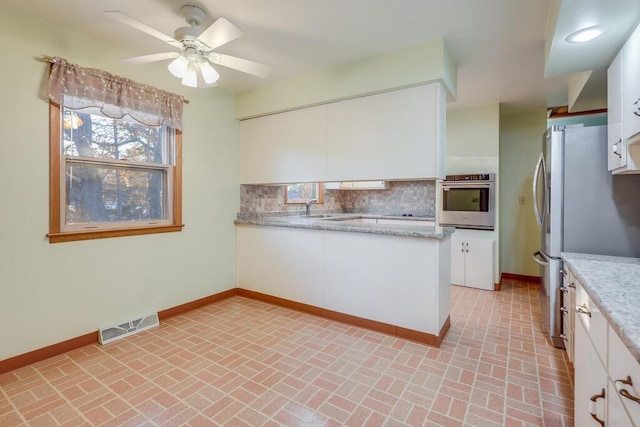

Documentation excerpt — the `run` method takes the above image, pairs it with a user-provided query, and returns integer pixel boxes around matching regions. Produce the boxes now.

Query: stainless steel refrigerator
[532,125,640,348]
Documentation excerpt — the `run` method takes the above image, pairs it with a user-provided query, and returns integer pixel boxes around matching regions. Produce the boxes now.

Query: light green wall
[235,38,457,119]
[446,104,500,282]
[499,109,547,277]
[0,6,240,360]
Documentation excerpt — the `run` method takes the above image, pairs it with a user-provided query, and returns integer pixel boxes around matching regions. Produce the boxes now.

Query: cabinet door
[608,51,626,171]
[464,238,494,290]
[327,84,445,181]
[608,325,640,424]
[608,383,634,427]
[240,106,327,184]
[574,318,608,427]
[450,236,466,286]
[623,23,640,142]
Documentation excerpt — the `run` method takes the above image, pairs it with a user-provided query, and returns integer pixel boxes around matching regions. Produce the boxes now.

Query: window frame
[48,102,183,243]
[284,183,325,204]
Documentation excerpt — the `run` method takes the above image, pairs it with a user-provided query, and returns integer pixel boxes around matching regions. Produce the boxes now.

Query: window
[284,183,324,204]
[47,57,184,243]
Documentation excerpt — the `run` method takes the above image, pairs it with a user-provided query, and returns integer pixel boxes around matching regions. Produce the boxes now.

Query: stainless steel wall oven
[438,173,495,230]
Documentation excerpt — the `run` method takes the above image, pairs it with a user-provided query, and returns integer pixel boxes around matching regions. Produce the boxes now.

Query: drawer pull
[560,286,568,293]
[560,307,569,313]
[589,388,606,427]
[568,282,576,289]
[616,376,640,404]
[560,334,568,341]
[576,304,591,318]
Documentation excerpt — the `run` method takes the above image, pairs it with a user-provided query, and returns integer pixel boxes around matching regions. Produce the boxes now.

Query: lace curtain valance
[47,57,184,130]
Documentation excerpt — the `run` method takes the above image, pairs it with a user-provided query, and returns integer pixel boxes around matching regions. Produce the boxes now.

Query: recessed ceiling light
[566,25,610,43]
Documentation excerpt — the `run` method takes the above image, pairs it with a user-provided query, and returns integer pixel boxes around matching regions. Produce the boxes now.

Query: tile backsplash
[240,180,436,217]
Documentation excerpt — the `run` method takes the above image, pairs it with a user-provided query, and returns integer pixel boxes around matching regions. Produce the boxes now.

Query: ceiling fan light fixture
[566,25,610,43]
[168,55,190,78]
[181,64,198,87]
[199,61,220,84]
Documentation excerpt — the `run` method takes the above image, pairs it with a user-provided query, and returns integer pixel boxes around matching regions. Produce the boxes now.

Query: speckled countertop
[562,252,640,363]
[234,213,454,240]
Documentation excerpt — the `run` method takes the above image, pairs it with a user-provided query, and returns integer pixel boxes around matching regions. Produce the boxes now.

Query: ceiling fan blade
[120,52,180,64]
[196,17,243,50]
[208,53,270,78]
[104,11,182,48]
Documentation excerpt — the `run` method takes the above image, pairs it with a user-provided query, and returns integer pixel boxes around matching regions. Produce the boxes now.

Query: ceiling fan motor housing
[180,5,206,26]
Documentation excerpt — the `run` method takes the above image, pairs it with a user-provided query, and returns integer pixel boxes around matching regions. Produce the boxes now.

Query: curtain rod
[40,55,190,104]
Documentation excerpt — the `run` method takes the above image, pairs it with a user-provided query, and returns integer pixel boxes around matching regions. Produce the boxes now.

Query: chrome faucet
[306,198,318,216]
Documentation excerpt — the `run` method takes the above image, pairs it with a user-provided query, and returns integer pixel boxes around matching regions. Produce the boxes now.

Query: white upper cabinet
[608,51,626,171]
[240,105,328,184]
[327,85,446,181]
[622,23,640,143]
[608,21,640,174]
[240,84,446,184]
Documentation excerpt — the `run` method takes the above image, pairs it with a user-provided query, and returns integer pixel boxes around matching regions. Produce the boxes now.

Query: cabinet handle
[568,282,576,289]
[613,139,622,158]
[560,269,567,277]
[576,304,591,318]
[560,286,568,293]
[560,333,568,341]
[560,307,569,313]
[634,98,640,117]
[615,376,640,404]
[589,388,606,427]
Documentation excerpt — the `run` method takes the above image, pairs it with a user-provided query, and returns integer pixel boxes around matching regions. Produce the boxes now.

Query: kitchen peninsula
[235,213,453,346]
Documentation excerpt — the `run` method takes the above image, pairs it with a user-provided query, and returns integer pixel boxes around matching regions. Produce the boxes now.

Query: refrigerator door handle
[532,250,549,266]
[532,153,546,230]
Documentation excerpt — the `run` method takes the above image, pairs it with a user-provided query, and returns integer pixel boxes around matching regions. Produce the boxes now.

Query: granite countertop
[562,252,640,363]
[234,213,454,240]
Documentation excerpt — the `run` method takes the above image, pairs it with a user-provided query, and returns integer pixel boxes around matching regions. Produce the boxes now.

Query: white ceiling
[2,0,639,113]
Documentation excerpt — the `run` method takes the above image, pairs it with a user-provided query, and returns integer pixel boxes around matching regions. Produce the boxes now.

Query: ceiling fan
[104,5,270,88]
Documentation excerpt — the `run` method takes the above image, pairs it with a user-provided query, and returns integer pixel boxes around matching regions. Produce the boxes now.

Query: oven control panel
[444,173,495,182]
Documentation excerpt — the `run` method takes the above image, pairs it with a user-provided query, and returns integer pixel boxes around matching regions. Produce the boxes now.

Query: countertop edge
[235,217,455,240]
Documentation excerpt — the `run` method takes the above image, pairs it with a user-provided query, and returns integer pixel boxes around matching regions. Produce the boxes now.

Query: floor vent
[98,313,159,345]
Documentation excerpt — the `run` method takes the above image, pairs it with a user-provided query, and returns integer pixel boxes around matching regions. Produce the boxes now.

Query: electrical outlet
[518,196,525,205]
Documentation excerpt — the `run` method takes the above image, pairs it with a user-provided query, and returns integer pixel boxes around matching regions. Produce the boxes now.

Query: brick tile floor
[0,280,573,426]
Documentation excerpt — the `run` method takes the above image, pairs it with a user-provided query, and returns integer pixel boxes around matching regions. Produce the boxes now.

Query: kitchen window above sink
[284,183,324,204]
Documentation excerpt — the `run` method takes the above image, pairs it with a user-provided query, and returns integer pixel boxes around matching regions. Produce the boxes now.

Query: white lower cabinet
[570,274,638,426]
[608,324,640,425]
[236,226,325,306]
[450,236,494,290]
[236,224,451,337]
[574,313,608,426]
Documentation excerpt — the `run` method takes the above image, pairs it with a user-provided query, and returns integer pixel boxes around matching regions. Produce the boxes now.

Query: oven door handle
[442,183,492,189]
[532,250,550,266]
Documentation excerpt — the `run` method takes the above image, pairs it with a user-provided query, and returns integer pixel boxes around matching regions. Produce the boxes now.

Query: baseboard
[500,272,541,284]
[158,288,238,320]
[0,332,98,375]
[237,288,449,347]
[0,288,239,375]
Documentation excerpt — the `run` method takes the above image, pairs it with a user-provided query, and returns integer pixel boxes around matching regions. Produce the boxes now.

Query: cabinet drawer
[575,281,607,366]
[608,325,640,423]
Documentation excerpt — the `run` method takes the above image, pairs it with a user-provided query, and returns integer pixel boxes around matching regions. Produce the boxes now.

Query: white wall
[235,38,457,119]
[446,104,500,282]
[0,6,239,360]
[499,109,547,276]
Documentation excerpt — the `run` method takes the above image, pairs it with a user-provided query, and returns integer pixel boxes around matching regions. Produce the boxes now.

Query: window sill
[47,224,185,243]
